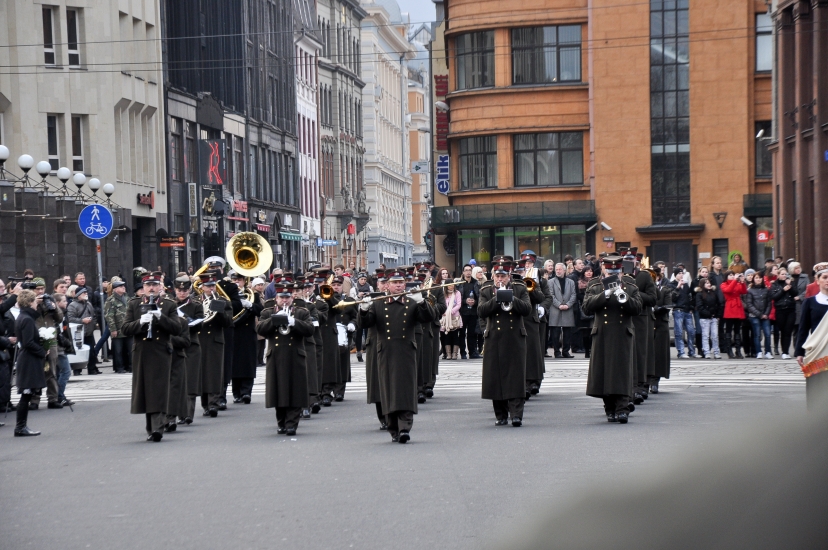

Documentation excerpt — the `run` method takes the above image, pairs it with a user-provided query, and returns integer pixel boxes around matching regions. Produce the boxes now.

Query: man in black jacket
[669,266,697,358]
[0,280,20,415]
[458,264,480,359]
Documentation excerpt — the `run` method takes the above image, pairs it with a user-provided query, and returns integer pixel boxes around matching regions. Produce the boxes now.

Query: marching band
[11,231,669,441]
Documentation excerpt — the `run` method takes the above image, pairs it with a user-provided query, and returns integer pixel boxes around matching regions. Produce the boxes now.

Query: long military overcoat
[122,295,183,414]
[424,286,447,384]
[294,298,319,398]
[232,291,264,379]
[360,296,434,415]
[178,297,204,396]
[313,296,329,392]
[319,294,341,385]
[364,322,381,404]
[167,315,190,418]
[524,276,552,382]
[653,283,673,379]
[256,304,314,409]
[197,295,233,394]
[337,296,358,384]
[582,276,643,398]
[478,280,532,401]
[633,271,658,386]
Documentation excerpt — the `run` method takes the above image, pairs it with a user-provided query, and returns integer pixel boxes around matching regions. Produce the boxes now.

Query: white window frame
[67,9,81,67]
[47,115,60,171]
[71,115,84,173]
[43,7,56,66]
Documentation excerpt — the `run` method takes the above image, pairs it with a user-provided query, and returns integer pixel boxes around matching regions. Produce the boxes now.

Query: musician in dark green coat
[293,276,320,418]
[365,275,387,428]
[624,248,658,404]
[651,267,673,393]
[256,278,315,436]
[515,256,551,397]
[582,256,643,424]
[315,268,341,406]
[478,257,532,427]
[175,277,204,425]
[196,271,233,418]
[332,276,357,401]
[359,268,435,443]
[121,272,184,442]
[164,275,193,432]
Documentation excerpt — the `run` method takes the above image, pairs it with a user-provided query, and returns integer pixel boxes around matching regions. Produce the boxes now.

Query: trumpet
[605,281,628,304]
[524,277,537,292]
[497,283,514,312]
[277,305,292,335]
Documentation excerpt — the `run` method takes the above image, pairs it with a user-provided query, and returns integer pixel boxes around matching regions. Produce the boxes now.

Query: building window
[47,115,59,171]
[514,132,583,186]
[71,115,84,172]
[755,13,772,73]
[169,117,181,183]
[455,31,495,90]
[755,121,772,178]
[184,122,195,183]
[43,7,56,65]
[459,136,497,190]
[650,0,690,225]
[67,9,81,67]
[0,112,4,145]
[712,238,729,262]
[512,25,581,85]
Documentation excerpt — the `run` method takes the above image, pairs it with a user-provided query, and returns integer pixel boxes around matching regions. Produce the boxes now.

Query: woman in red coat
[720,270,748,358]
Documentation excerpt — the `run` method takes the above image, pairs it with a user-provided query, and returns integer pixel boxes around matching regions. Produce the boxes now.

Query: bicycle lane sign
[78,204,113,239]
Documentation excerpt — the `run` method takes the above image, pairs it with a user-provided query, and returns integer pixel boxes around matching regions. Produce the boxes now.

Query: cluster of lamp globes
[0,144,115,204]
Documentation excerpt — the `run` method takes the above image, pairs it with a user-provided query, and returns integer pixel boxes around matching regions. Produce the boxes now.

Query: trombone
[331,281,459,310]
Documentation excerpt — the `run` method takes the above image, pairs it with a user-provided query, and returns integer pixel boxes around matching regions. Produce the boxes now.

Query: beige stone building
[0,0,167,278]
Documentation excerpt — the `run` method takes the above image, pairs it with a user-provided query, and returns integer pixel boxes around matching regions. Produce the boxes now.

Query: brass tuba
[226,232,272,322]
[524,278,537,292]
[193,260,231,323]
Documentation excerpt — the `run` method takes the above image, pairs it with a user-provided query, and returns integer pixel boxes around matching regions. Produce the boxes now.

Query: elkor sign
[436,155,449,195]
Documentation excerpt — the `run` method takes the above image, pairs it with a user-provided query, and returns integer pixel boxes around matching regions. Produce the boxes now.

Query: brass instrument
[497,283,513,312]
[226,232,271,323]
[332,281,459,310]
[319,274,335,300]
[605,281,629,304]
[524,277,537,292]
[277,305,292,335]
[193,260,231,323]
[640,256,658,282]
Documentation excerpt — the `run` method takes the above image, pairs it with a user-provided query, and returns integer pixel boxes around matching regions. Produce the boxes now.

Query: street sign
[412,161,429,174]
[78,204,113,239]
[317,238,339,247]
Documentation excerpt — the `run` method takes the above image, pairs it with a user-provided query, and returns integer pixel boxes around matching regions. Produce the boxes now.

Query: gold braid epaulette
[801,356,828,378]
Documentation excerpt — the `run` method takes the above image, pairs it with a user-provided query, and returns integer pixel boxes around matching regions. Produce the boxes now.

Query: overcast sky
[397,0,436,26]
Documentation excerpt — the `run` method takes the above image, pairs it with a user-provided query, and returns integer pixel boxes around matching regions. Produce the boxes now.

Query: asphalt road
[0,357,806,550]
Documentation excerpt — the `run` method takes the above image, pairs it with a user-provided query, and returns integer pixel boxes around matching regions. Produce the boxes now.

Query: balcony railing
[432,200,596,232]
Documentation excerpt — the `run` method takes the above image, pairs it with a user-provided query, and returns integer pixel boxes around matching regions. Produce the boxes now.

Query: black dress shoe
[322,396,332,407]
[398,431,410,444]
[114,369,126,374]
[209,408,218,418]
[633,393,644,405]
[460,354,467,360]
[14,426,41,436]
[233,397,243,404]
[627,403,635,413]
[242,395,251,404]
[418,392,426,404]
[512,418,522,427]
[177,417,188,425]
[218,402,227,411]
[164,422,176,433]
[150,431,163,442]
[61,398,75,407]
[88,370,101,375]
[616,412,629,424]
[286,428,297,436]
[424,388,434,398]
[380,423,388,430]
[311,403,321,413]
[650,384,659,394]
[28,403,39,410]
[357,354,363,362]
[277,427,287,434]
[495,418,508,426]
[47,401,64,409]
[525,392,531,400]
[530,384,539,395]
[334,394,344,402]
[301,409,311,419]
[607,413,618,422]
[202,409,211,416]
[391,435,399,442]
[185,417,193,424]
[641,392,648,400]
[562,352,574,359]
[554,352,563,358]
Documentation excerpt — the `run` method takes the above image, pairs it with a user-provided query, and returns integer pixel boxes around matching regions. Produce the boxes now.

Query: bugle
[331,281,459,310]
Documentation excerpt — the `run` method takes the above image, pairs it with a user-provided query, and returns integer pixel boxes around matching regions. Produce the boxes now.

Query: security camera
[741,216,754,226]
[600,222,612,231]
[755,128,764,139]
[586,223,598,232]
[435,101,449,112]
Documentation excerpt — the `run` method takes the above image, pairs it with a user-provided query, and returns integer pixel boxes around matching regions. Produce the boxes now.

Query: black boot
[734,333,744,359]
[723,333,734,358]
[14,394,40,436]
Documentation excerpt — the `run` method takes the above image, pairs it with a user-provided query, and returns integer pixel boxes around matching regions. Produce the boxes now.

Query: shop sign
[188,183,197,217]
[232,200,248,212]
[757,230,773,242]
[137,190,154,208]
[159,236,186,248]
[256,209,267,223]
[255,223,270,232]
[436,155,449,195]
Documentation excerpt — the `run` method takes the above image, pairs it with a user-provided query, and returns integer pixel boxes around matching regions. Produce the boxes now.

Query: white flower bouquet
[38,326,57,350]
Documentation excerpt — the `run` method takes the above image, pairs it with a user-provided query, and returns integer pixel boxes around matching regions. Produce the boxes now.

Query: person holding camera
[67,287,100,375]
[670,266,697,358]
[770,266,799,359]
[12,289,48,435]
[32,278,65,408]
[721,271,749,359]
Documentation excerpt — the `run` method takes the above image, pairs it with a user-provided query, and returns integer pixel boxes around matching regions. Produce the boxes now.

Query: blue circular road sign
[78,204,114,239]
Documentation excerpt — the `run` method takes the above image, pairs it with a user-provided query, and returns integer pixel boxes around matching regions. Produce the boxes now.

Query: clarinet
[143,294,158,339]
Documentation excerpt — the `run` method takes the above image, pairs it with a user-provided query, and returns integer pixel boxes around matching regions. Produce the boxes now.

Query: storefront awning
[280,231,302,241]
[380,252,399,260]
[432,200,596,233]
